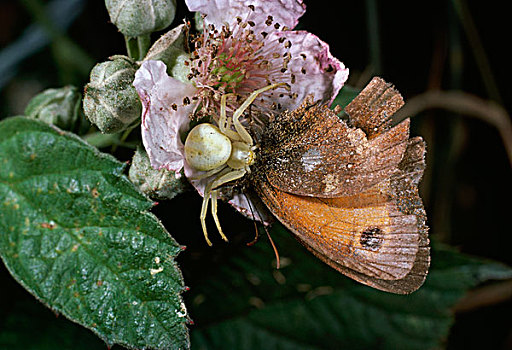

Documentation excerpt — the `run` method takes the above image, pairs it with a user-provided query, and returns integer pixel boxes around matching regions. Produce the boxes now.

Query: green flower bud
[129,147,190,200]
[144,24,190,82]
[105,0,177,37]
[25,86,81,131]
[83,55,141,134]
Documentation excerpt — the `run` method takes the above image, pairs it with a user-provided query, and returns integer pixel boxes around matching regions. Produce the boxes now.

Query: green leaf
[187,225,512,350]
[0,117,189,350]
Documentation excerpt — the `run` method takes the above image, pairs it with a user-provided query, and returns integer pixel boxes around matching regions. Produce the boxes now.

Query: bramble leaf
[0,117,189,350]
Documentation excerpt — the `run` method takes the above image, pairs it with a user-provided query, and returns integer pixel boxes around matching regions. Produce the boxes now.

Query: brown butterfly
[248,77,430,294]
[186,77,430,294]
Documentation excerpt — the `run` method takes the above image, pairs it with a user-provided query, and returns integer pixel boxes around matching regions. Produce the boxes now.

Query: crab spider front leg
[231,83,287,145]
[219,93,242,142]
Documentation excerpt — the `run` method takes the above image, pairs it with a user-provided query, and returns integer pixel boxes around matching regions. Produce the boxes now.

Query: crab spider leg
[210,168,246,190]
[232,83,287,144]
[188,164,227,181]
[200,183,213,246]
[210,190,227,242]
[219,93,242,142]
[199,168,228,245]
[219,93,234,133]
[200,168,246,245]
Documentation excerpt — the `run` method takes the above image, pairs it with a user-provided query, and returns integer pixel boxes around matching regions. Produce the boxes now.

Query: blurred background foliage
[0,0,511,349]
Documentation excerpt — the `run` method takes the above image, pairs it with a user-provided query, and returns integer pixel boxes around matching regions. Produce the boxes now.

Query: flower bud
[105,0,177,37]
[25,86,81,131]
[129,147,190,200]
[144,24,190,82]
[83,56,141,134]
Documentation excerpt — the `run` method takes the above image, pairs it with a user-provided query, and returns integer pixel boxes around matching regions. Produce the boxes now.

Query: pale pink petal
[134,60,198,176]
[267,30,349,111]
[228,192,272,224]
[185,0,306,32]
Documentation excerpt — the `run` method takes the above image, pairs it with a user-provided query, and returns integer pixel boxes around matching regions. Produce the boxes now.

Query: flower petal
[268,30,349,111]
[185,0,306,32]
[134,60,198,175]
[228,192,273,224]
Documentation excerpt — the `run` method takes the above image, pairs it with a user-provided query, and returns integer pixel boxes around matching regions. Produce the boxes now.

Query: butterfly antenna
[244,191,280,269]
[264,224,280,269]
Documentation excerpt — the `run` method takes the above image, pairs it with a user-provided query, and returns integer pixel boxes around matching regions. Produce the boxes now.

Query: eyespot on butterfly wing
[252,77,430,294]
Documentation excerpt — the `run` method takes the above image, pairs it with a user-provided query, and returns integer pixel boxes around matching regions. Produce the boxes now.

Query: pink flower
[133,0,349,220]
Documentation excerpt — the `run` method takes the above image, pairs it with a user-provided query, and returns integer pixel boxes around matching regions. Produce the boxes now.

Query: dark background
[1,0,511,349]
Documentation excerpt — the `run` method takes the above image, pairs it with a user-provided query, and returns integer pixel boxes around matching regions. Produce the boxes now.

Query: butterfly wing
[344,76,405,137]
[255,137,429,293]
[260,78,408,198]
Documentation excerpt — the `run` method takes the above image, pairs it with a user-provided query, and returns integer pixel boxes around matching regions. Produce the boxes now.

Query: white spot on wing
[301,149,322,172]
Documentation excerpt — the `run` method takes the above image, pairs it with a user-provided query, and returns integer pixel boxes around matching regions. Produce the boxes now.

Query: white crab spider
[184,83,285,246]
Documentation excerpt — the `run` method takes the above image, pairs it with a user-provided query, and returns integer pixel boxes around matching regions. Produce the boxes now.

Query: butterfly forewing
[260,101,411,198]
[344,76,405,137]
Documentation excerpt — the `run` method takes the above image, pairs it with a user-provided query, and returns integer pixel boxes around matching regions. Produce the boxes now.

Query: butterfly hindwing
[254,137,429,294]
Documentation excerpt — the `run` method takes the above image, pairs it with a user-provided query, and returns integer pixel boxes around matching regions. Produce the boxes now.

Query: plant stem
[125,36,139,60]
[137,34,151,60]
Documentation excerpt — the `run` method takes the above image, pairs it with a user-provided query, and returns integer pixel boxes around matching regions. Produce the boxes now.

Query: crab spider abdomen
[185,123,232,171]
